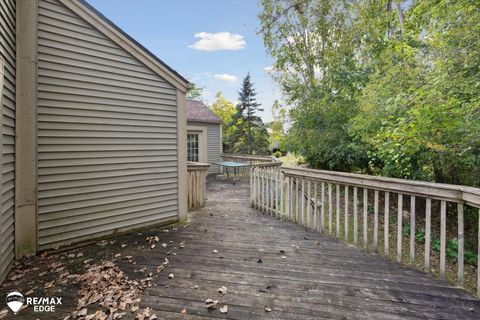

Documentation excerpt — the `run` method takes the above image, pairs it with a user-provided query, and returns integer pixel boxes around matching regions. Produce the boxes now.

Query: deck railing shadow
[251,163,480,297]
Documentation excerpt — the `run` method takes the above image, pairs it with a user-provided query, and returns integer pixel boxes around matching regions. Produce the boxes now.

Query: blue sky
[88,0,279,122]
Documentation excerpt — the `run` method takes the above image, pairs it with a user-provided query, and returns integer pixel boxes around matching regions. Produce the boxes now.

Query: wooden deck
[2,178,480,319]
[138,179,480,319]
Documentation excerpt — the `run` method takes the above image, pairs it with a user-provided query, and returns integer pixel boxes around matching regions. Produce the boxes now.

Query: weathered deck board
[136,179,479,319]
[1,178,479,319]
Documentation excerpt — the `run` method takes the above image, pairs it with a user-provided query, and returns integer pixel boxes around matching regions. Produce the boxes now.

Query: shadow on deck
[1,179,480,319]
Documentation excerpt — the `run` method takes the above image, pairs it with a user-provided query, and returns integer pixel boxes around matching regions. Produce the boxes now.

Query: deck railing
[187,162,210,210]
[221,153,277,176]
[251,164,480,296]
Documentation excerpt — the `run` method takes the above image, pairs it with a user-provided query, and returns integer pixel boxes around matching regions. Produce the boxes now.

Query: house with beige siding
[186,100,222,174]
[0,0,191,283]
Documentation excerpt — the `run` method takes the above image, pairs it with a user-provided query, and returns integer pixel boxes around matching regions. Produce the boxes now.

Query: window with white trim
[187,133,199,162]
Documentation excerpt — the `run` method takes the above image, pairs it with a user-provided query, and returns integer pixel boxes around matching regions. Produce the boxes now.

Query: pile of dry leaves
[65,261,154,320]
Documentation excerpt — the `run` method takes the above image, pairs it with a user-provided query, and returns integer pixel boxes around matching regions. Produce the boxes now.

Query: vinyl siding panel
[187,121,222,174]
[0,0,15,283]
[37,0,179,249]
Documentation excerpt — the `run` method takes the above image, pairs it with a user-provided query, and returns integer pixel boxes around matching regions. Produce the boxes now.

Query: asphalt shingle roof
[186,100,222,124]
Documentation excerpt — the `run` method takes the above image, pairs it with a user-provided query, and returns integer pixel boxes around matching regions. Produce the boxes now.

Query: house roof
[187,100,223,124]
[60,0,191,93]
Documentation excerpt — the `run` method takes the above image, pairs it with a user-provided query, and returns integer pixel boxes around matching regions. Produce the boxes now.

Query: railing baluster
[289,176,293,221]
[275,167,279,218]
[259,168,263,212]
[374,190,379,249]
[336,184,341,237]
[440,200,446,278]
[295,178,299,223]
[250,167,254,207]
[397,193,403,263]
[321,181,325,233]
[271,167,275,215]
[384,192,390,255]
[410,195,416,266]
[280,171,284,218]
[301,179,306,226]
[284,175,289,219]
[424,198,431,272]
[457,203,464,286]
[354,187,358,244]
[307,180,312,228]
[478,208,480,297]
[328,183,333,235]
[314,181,318,231]
[344,185,349,241]
[363,188,368,248]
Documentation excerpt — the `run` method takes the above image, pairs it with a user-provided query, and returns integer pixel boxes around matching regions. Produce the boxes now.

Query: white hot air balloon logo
[6,292,24,314]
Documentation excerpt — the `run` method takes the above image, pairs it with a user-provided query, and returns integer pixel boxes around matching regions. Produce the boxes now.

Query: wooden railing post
[187,162,210,210]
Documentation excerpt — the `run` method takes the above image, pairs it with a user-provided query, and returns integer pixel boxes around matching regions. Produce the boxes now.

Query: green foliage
[259,0,480,186]
[209,92,237,152]
[268,100,287,153]
[228,73,270,155]
[186,84,206,102]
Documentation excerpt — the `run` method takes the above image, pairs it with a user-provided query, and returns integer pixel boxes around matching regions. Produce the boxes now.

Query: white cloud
[264,66,274,74]
[188,32,246,51]
[213,73,238,82]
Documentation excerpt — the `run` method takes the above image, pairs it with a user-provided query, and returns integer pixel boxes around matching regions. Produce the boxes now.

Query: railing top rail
[221,154,276,162]
[281,166,480,208]
[187,162,210,171]
[251,162,283,168]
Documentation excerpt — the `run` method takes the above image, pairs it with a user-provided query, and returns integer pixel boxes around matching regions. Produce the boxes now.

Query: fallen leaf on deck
[264,306,272,312]
[114,254,122,258]
[44,281,55,289]
[39,271,48,277]
[220,305,228,314]
[150,315,158,320]
[131,305,139,312]
[180,308,187,314]
[194,285,199,289]
[212,249,218,253]
[97,240,108,247]
[67,261,149,319]
[205,299,219,309]
[78,308,88,316]
[161,243,167,248]
[0,309,8,319]
[25,288,35,296]
[281,256,287,259]
[121,244,127,248]
[168,273,174,279]
[217,286,227,295]
[156,265,164,273]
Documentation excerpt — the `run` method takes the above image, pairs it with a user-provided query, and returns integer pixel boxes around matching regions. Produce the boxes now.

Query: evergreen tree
[229,73,270,155]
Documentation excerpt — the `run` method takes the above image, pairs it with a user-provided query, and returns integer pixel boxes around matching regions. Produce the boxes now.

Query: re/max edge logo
[6,292,62,314]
